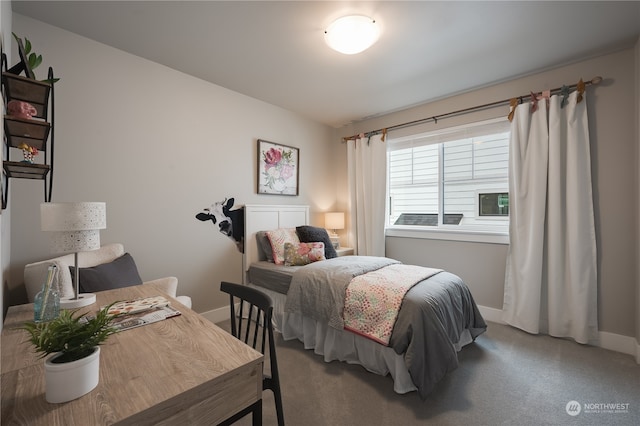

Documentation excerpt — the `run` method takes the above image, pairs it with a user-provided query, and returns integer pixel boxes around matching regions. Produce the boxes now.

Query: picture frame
[257,139,299,196]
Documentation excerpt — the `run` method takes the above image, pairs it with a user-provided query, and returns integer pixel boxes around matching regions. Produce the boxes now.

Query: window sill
[385,226,509,245]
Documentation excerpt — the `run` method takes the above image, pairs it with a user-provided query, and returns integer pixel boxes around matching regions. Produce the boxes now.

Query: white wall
[7,14,340,313]
[344,47,639,338]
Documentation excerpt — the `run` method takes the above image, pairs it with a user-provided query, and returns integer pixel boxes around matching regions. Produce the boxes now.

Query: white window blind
[387,118,510,234]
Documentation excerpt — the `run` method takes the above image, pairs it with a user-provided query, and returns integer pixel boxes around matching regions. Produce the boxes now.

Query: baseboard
[598,329,638,358]
[200,305,231,324]
[477,305,505,324]
[477,305,639,363]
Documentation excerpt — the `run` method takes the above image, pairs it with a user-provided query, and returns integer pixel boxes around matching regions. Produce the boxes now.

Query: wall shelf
[4,116,51,150]
[2,72,51,118]
[3,161,50,179]
[1,54,55,209]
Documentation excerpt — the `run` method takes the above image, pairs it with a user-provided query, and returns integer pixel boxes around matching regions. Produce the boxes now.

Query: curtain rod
[341,76,603,142]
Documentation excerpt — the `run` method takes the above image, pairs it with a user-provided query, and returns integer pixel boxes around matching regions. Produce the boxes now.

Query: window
[387,118,510,237]
[479,192,509,216]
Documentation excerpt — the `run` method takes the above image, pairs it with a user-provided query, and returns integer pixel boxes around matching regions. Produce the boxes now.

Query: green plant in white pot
[22,304,117,403]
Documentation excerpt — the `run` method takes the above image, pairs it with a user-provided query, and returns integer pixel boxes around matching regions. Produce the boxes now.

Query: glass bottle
[34,266,60,322]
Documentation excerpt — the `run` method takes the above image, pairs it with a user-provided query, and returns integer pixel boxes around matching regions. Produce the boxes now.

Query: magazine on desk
[105,295,182,332]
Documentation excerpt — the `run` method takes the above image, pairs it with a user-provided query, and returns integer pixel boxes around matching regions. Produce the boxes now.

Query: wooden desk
[1,283,263,425]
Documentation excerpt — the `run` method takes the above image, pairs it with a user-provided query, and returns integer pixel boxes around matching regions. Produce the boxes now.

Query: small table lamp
[41,202,107,309]
[325,212,345,249]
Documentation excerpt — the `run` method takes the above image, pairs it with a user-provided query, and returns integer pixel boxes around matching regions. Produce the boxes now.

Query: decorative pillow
[296,226,338,259]
[256,231,275,263]
[265,228,300,265]
[70,253,143,293]
[284,242,326,266]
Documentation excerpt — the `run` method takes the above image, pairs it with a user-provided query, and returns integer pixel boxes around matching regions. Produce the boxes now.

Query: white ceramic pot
[44,346,100,403]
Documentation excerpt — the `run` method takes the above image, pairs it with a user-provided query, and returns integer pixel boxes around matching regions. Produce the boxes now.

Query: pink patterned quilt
[343,264,442,345]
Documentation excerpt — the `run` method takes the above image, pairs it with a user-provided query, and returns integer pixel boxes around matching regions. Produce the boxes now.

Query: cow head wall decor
[196,198,245,253]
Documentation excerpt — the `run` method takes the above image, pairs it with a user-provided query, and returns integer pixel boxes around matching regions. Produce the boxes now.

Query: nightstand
[335,247,354,256]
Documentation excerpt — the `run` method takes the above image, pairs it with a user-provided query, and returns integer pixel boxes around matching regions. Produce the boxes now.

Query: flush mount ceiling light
[324,15,380,55]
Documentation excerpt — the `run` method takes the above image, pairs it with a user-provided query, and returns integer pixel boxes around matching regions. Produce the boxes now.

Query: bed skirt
[250,284,474,395]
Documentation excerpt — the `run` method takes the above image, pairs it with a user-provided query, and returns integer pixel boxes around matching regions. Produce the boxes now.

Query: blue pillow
[296,226,337,259]
[70,253,143,293]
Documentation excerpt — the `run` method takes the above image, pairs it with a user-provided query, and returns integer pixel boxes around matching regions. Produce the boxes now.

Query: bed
[243,204,487,399]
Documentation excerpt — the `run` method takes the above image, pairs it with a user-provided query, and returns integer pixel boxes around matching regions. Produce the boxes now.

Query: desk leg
[218,399,262,426]
[252,399,262,426]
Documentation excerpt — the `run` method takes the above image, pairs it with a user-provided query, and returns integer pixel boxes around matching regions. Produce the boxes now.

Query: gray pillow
[70,253,143,293]
[296,226,337,259]
[256,231,275,262]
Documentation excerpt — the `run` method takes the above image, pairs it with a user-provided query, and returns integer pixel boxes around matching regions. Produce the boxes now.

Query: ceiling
[11,1,640,128]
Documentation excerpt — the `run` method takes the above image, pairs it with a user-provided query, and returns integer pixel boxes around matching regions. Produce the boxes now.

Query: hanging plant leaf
[28,53,36,68]
[24,38,32,54]
[12,32,21,47]
[28,53,43,70]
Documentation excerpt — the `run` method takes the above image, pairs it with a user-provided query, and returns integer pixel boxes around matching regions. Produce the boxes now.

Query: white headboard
[243,204,309,282]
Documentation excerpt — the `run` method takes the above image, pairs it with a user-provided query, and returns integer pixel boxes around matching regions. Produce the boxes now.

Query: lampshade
[324,15,380,55]
[41,202,107,254]
[325,212,345,231]
[41,202,107,309]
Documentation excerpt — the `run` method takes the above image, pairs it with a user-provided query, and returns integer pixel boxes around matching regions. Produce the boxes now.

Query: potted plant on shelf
[10,33,60,84]
[21,303,117,403]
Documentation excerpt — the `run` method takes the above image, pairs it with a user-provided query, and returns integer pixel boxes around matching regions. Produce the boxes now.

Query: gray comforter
[284,256,487,399]
[285,256,400,329]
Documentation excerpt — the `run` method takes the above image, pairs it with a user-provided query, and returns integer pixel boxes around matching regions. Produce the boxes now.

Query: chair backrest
[23,243,125,301]
[220,281,284,425]
[220,281,275,356]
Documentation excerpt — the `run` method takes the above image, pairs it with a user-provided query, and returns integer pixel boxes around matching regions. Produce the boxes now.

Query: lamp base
[60,293,96,309]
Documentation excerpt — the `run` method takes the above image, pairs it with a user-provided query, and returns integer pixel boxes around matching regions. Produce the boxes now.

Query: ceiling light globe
[324,15,380,55]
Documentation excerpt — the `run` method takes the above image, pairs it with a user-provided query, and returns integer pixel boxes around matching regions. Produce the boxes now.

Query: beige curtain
[503,91,598,344]
[347,134,387,256]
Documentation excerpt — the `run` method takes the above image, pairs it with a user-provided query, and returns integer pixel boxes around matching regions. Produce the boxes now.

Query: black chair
[219,281,285,426]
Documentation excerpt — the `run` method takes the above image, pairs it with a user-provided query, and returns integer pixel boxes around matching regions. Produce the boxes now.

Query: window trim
[386,226,509,245]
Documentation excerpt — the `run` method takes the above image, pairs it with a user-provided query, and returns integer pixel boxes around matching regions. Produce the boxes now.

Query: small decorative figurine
[18,142,39,163]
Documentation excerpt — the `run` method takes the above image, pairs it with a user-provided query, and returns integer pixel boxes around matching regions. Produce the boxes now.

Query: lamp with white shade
[325,212,345,249]
[41,202,107,309]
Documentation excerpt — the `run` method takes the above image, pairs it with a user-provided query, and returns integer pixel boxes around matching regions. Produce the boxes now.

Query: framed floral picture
[257,139,299,196]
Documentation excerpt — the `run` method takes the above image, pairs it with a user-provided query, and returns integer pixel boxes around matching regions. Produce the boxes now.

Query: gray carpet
[219,320,640,426]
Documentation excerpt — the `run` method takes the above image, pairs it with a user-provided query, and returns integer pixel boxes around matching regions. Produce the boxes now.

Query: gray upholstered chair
[23,243,192,308]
